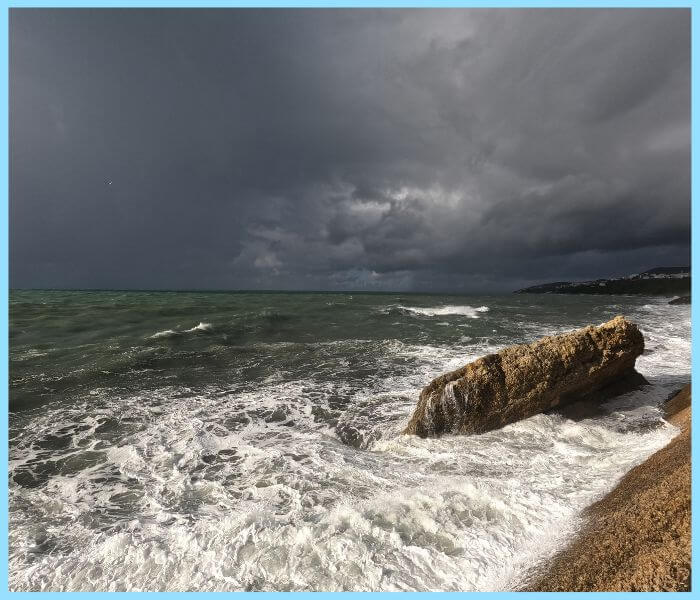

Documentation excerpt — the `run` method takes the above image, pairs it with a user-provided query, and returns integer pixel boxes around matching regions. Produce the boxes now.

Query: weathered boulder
[404,316,646,437]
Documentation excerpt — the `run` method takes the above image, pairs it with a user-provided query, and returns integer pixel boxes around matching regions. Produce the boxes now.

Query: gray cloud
[10,8,690,292]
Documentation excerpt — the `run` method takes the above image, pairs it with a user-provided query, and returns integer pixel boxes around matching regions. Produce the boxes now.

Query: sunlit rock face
[404,316,646,438]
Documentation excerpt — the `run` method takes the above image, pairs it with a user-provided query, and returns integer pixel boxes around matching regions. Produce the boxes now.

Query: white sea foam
[149,322,213,339]
[399,305,490,318]
[148,329,180,339]
[185,322,213,333]
[9,380,679,591]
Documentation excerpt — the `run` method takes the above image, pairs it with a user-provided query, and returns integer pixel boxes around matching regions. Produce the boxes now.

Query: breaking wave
[149,322,213,339]
[397,305,490,318]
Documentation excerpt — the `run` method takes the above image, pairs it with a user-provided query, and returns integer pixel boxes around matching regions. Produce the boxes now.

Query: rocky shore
[524,384,691,592]
[403,317,690,591]
[402,317,690,591]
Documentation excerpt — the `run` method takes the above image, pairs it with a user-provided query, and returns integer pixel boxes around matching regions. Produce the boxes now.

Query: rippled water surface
[9,290,690,591]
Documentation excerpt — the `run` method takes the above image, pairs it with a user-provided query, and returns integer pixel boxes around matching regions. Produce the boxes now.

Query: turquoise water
[9,290,691,591]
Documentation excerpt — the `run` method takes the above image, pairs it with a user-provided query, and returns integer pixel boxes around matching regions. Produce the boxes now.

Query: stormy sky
[10,9,690,292]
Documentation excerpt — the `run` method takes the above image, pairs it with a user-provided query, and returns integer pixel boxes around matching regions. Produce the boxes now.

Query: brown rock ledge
[524,384,691,592]
[404,316,646,437]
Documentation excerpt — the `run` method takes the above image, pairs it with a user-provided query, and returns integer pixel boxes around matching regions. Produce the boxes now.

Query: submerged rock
[404,316,646,437]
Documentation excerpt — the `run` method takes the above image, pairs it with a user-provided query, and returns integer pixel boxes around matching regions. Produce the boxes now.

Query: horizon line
[9,287,513,295]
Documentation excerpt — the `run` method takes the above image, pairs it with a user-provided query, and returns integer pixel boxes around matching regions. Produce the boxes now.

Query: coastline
[523,384,691,592]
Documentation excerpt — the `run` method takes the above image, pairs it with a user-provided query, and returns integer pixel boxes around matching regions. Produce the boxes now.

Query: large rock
[404,316,646,437]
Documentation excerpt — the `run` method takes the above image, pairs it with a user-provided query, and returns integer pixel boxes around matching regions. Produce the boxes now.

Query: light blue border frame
[1,1,694,597]
[0,1,697,6]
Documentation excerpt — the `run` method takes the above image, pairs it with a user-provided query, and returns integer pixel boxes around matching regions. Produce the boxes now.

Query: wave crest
[398,305,489,318]
[149,322,213,339]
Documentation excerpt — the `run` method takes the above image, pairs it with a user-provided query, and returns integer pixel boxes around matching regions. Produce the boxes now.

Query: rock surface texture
[404,316,645,437]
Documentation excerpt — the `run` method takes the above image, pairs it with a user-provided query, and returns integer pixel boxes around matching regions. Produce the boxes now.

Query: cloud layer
[10,9,690,291]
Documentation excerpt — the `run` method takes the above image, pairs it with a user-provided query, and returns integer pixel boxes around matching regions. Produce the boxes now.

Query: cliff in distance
[515,267,690,296]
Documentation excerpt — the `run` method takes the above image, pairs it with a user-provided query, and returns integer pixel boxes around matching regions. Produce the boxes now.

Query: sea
[8,290,691,591]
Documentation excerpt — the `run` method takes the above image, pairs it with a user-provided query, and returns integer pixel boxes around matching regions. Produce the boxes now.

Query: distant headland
[515,267,690,296]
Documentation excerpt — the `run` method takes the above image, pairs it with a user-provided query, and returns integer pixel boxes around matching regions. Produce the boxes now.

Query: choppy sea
[9,290,691,591]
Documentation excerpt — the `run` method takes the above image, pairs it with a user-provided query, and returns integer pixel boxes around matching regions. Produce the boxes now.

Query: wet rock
[404,316,646,437]
[669,295,690,305]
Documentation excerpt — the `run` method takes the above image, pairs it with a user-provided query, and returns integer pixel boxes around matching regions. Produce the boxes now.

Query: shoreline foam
[524,384,691,592]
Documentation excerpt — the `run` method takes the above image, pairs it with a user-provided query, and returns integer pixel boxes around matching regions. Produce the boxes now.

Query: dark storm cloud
[10,8,690,292]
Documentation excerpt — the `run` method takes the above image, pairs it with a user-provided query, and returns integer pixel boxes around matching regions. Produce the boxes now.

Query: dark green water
[9,290,690,591]
[10,289,659,412]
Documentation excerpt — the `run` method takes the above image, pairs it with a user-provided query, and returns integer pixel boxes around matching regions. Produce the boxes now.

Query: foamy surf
[397,305,490,317]
[9,291,690,591]
[8,379,679,592]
